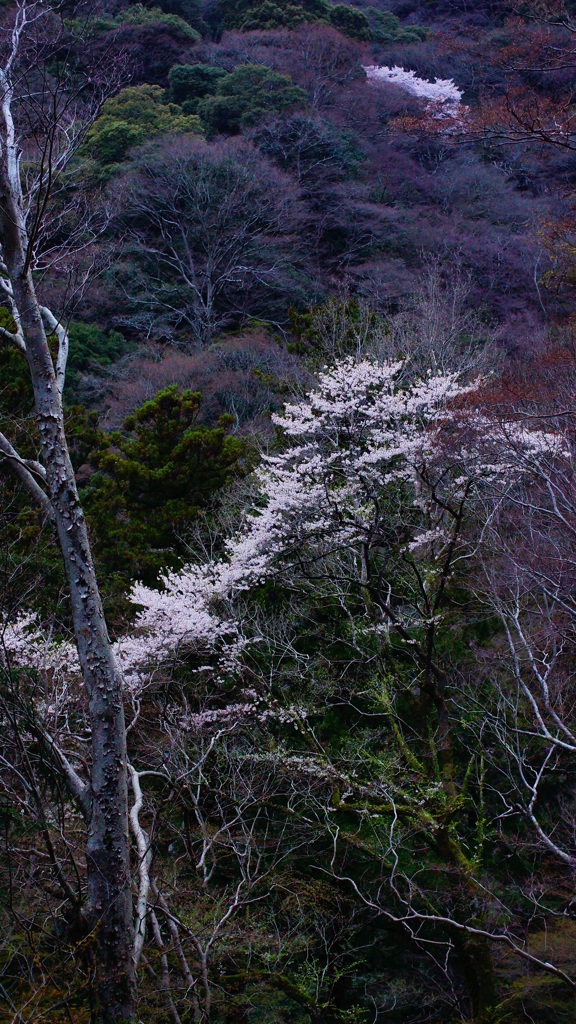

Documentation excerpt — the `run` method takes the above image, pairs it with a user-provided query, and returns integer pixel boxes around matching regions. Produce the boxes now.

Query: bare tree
[114,135,305,345]
[0,4,135,1020]
[389,258,499,377]
[281,25,365,112]
[475,386,576,871]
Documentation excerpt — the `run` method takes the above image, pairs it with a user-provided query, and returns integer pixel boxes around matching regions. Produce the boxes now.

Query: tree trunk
[434,829,497,1022]
[424,661,497,1021]
[21,278,135,1023]
[452,931,497,1023]
[0,125,136,1024]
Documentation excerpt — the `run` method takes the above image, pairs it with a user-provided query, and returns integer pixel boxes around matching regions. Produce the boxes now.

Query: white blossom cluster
[2,357,568,704]
[363,65,463,118]
[442,408,571,484]
[1,613,80,678]
[2,359,461,692]
[183,689,309,732]
[114,566,245,687]
[2,565,244,697]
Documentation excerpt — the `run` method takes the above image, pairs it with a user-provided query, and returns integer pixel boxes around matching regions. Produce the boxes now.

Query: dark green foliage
[74,3,202,38]
[141,0,204,30]
[0,326,67,621]
[328,3,371,39]
[166,63,308,135]
[0,311,33,421]
[78,387,247,595]
[65,323,133,396]
[168,63,227,111]
[0,316,130,410]
[210,0,375,37]
[239,0,324,29]
[197,65,307,135]
[365,8,428,43]
[214,0,330,31]
[82,85,202,166]
[115,4,201,39]
[0,369,246,623]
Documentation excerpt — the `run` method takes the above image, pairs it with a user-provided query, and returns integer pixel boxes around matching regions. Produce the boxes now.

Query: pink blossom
[364,65,464,119]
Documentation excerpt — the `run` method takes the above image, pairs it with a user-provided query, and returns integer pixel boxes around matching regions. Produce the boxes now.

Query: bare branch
[39,304,68,392]
[329,870,576,992]
[34,722,91,820]
[128,764,153,967]
[0,431,53,519]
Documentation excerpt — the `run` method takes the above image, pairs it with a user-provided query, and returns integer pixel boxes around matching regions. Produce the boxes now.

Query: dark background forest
[3,0,576,1021]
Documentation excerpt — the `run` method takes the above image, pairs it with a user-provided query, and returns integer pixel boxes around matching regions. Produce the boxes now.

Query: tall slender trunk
[16,274,135,1024]
[0,126,136,1024]
[431,698,497,1023]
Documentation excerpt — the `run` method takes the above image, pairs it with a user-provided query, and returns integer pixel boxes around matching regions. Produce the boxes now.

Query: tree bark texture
[0,73,136,1024]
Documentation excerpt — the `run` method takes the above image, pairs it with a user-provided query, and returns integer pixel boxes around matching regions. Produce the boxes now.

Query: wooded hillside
[2,1,576,1022]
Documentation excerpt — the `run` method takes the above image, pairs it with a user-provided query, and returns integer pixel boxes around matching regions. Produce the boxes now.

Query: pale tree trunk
[0,15,136,1024]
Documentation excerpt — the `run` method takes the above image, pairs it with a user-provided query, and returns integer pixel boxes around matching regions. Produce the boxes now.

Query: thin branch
[330,871,576,992]
[0,432,54,520]
[35,724,91,820]
[0,324,25,351]
[40,306,68,393]
[128,764,153,966]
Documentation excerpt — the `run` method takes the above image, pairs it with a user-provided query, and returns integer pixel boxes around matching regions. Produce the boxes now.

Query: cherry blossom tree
[132,356,572,1015]
[3,354,497,1014]
[5,345,573,1018]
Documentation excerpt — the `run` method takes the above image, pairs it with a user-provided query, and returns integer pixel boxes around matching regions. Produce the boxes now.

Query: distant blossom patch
[363,65,464,119]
